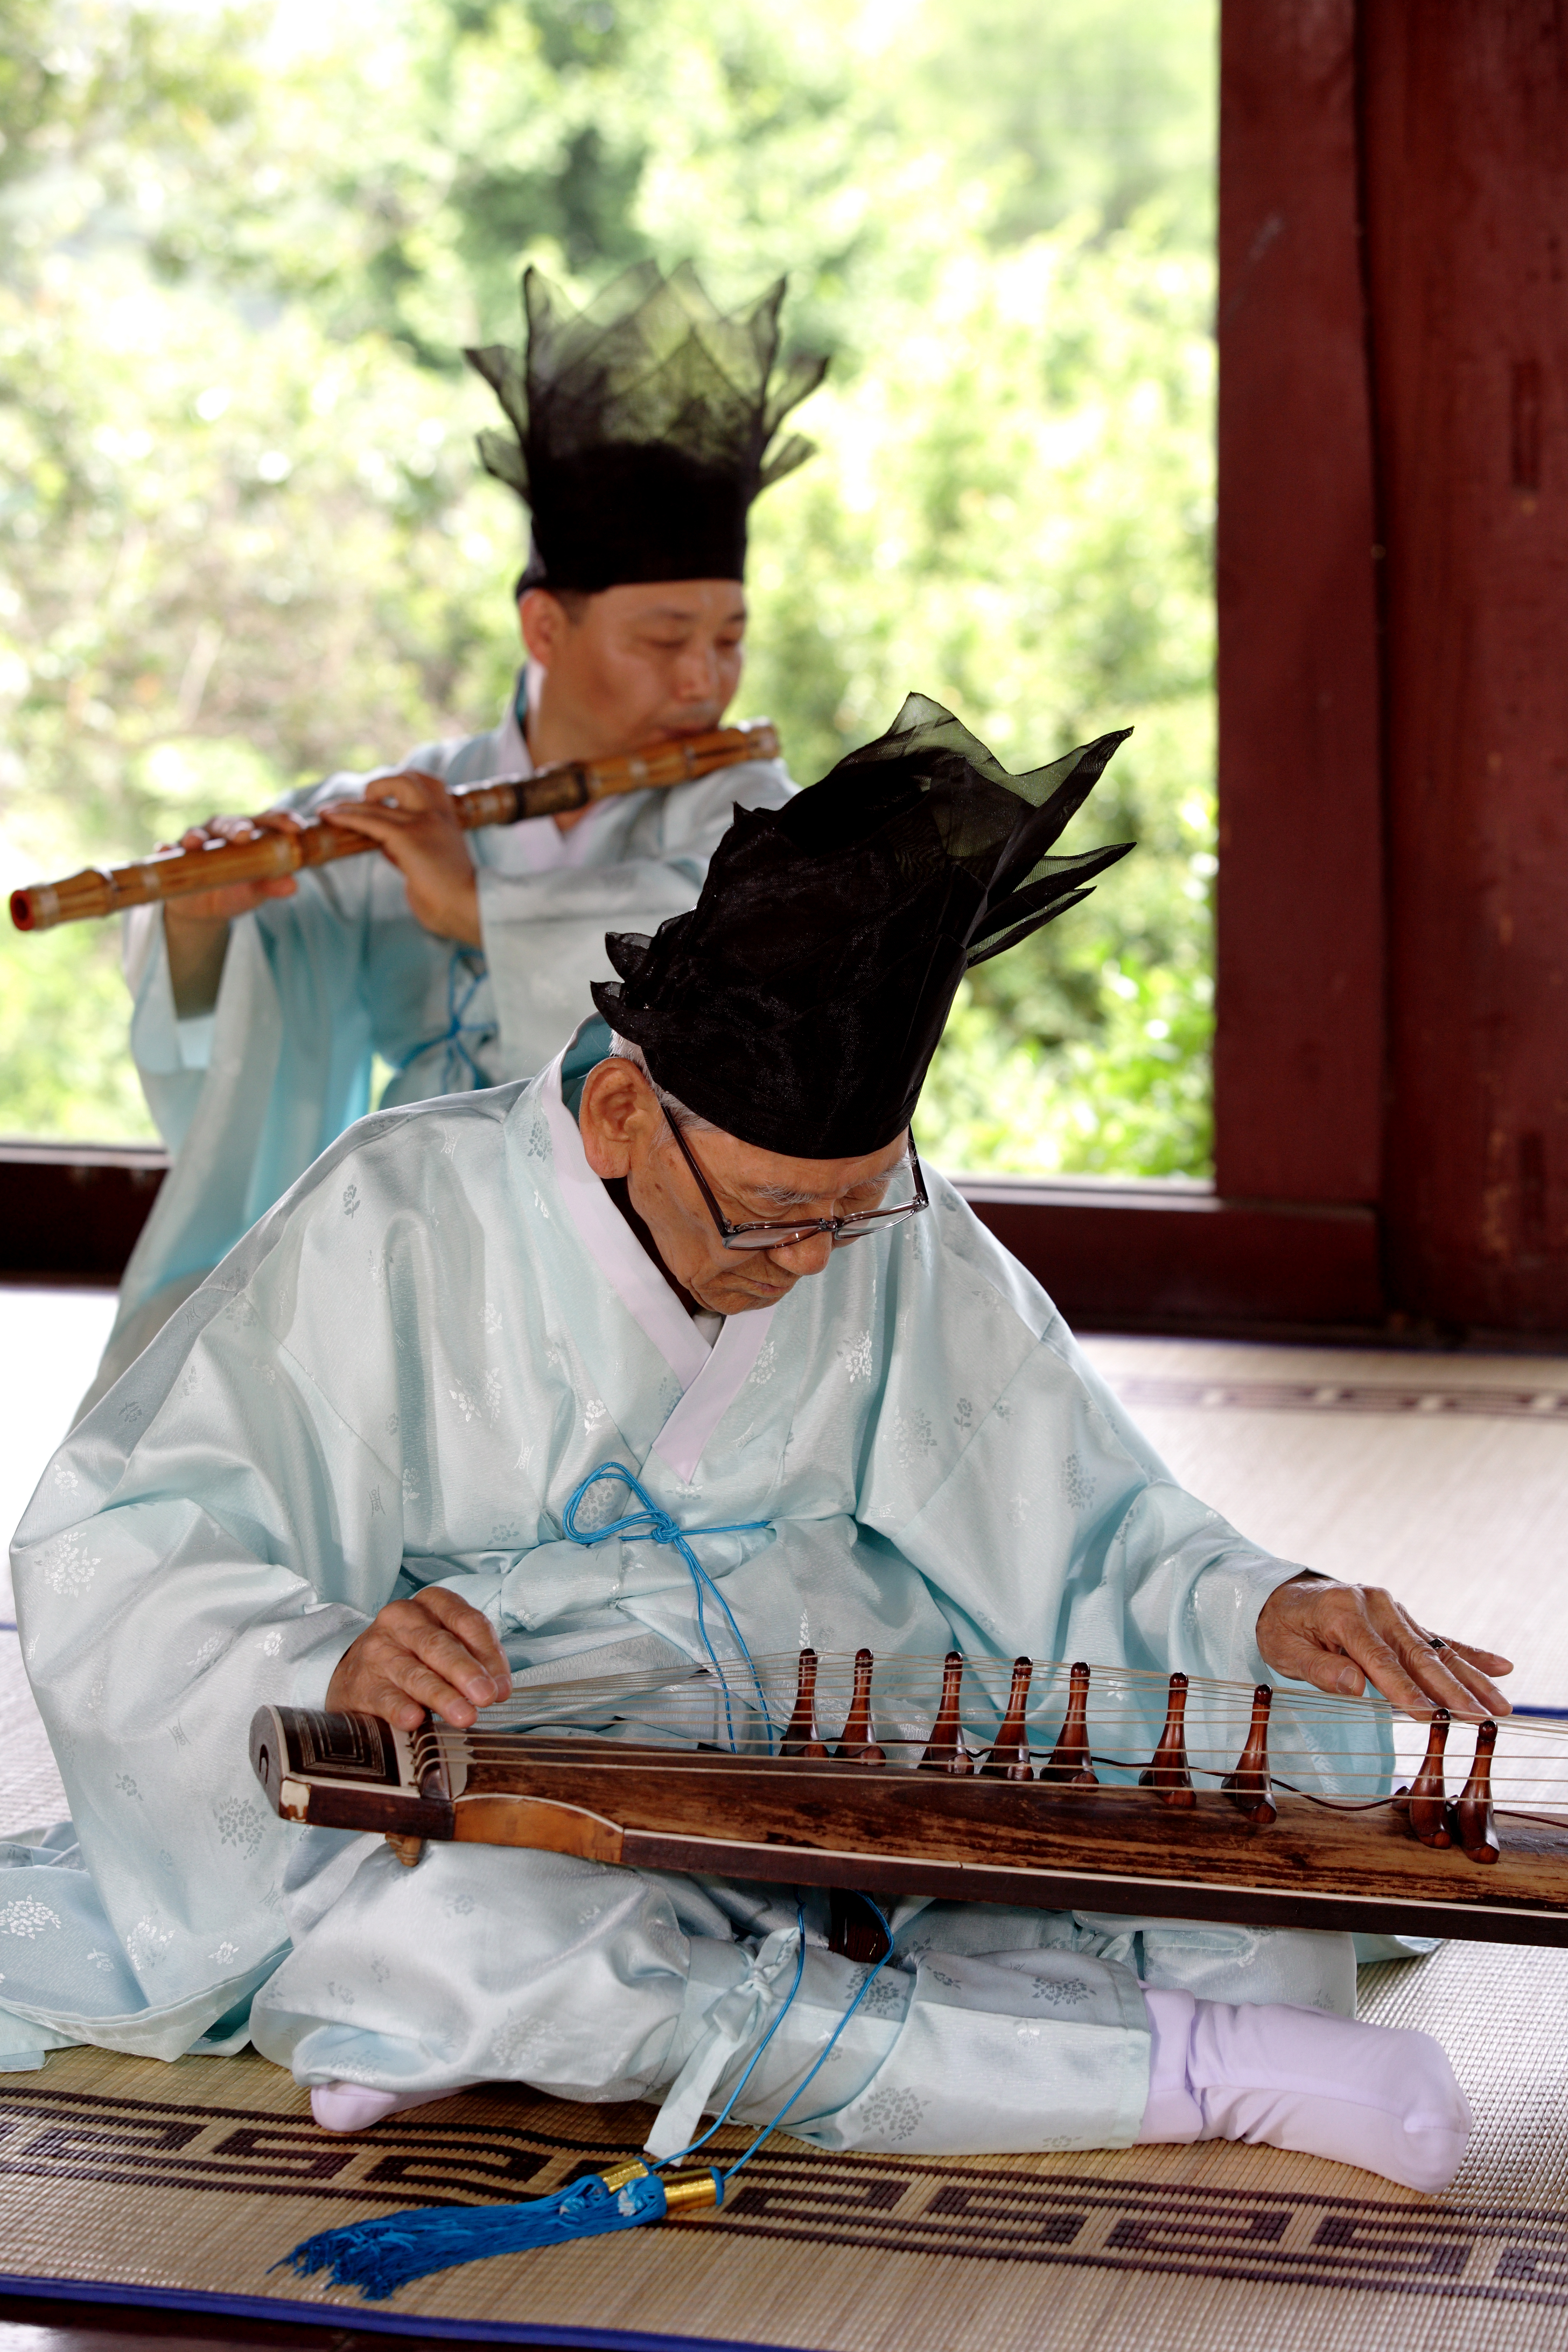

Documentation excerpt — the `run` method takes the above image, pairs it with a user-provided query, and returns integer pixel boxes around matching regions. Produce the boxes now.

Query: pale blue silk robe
[5,1024,1374,2152]
[89,676,794,1413]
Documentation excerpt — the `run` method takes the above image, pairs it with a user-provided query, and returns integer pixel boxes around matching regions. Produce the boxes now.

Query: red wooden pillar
[1362,2,1568,1331]
[1214,1,1384,1213]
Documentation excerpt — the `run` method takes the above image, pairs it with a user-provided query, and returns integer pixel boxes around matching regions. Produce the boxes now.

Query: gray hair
[609,1035,716,1135]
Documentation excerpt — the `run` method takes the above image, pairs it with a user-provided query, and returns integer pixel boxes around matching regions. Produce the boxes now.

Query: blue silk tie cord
[281,1897,897,2300]
[394,945,494,1095]
[560,1461,775,1749]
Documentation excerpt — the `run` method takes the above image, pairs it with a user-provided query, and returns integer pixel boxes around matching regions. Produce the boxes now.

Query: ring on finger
[1420,1628,1451,1654]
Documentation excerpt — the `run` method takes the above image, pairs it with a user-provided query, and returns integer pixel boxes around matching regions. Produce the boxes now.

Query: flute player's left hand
[321,768,482,946]
[1256,1574,1513,1719]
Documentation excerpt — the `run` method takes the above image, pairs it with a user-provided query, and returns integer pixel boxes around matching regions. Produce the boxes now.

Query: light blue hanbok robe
[89,674,794,1413]
[5,1021,1377,2153]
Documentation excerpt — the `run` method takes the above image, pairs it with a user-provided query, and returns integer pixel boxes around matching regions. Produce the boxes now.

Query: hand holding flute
[165,770,482,954]
[160,772,481,1014]
[10,721,779,938]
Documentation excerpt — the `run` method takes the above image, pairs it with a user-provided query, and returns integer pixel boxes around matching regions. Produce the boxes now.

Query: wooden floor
[0,2305,629,2351]
[0,2300,488,2350]
[1081,1333,1568,1703]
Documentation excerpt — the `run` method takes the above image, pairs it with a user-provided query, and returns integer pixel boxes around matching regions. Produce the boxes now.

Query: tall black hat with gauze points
[593,694,1135,1159]
[465,263,826,593]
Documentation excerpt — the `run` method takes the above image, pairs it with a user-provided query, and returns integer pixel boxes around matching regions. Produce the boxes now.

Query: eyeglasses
[663,1114,929,1253]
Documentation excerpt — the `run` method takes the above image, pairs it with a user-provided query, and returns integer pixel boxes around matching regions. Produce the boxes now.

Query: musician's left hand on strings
[1256,1574,1513,1719]
[325,1588,512,1731]
[320,769,482,946]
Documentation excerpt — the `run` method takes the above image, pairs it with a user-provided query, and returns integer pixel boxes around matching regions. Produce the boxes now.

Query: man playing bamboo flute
[84,263,820,1415]
[9,698,1507,2193]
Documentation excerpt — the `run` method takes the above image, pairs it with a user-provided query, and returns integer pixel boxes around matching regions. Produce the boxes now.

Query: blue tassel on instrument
[279,2161,722,2301]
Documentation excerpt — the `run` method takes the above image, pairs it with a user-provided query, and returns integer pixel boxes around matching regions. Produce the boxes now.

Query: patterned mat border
[1110,1376,1568,1421]
[11,2076,1568,2313]
[0,2276,788,2352]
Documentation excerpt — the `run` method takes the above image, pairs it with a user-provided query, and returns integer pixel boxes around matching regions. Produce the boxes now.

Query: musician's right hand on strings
[326,1589,512,1731]
[1255,1574,1513,1720]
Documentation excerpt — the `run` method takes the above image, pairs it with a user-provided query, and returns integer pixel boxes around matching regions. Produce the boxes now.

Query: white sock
[310,2078,481,2133]
[1135,1987,1471,2193]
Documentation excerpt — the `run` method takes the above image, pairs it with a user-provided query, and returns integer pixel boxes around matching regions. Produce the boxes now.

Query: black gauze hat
[465,262,826,594]
[593,693,1135,1158]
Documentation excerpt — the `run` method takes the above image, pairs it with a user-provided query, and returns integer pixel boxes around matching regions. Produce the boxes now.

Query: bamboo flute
[10,718,779,933]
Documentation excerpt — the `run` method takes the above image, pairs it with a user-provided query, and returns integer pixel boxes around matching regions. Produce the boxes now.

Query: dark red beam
[0,1147,1384,1336]
[962,1180,1381,1333]
[0,1143,167,1284]
[1214,0,1384,1208]
[1363,1,1568,1329]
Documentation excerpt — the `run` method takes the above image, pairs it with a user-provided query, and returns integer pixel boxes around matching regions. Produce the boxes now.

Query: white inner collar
[539,1044,778,1480]
[482,675,612,876]
[543,1054,711,1389]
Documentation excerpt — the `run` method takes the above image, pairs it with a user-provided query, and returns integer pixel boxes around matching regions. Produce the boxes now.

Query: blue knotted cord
[392,945,494,1095]
[718,1900,898,2187]
[654,1904,809,2169]
[280,2157,689,2294]
[657,1893,898,2183]
[561,1462,773,1752]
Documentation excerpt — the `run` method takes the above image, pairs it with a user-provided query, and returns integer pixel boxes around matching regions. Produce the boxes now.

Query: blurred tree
[902,0,1215,248]
[741,218,1216,1174]
[0,0,1217,1175]
[0,0,261,278]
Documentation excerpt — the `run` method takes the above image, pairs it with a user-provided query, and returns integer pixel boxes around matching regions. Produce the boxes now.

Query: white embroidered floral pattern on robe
[5,1020,1374,2147]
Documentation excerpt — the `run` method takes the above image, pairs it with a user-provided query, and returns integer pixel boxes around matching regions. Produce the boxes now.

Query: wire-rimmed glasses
[663,1115,928,1253]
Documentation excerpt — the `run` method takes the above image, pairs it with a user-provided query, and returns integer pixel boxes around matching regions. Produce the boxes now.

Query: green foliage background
[0,0,1217,1171]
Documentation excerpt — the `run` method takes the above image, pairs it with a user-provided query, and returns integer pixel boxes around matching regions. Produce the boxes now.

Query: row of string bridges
[775,1650,1292,1832]
[428,1647,1568,1853]
[804,1650,1558,1868]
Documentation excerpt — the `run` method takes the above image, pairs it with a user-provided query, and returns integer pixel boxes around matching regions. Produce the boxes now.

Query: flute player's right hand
[160,808,304,930]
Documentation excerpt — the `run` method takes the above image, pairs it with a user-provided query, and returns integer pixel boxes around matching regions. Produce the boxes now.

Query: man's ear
[519,589,565,669]
[579,1058,655,1179]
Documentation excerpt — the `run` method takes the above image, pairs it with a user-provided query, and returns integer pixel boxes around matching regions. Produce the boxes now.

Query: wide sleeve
[120,729,480,1160]
[893,1336,1304,1689]
[101,867,377,1403]
[121,758,392,1139]
[475,757,796,1077]
[100,741,490,1409]
[12,1238,407,2023]
[848,1195,1310,1695]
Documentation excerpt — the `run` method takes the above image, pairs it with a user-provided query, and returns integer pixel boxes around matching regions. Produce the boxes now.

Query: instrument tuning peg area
[1139,1672,1196,1809]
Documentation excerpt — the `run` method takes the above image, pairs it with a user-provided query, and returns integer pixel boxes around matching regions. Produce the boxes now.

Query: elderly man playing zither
[8,699,1506,2197]
[83,263,821,1413]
